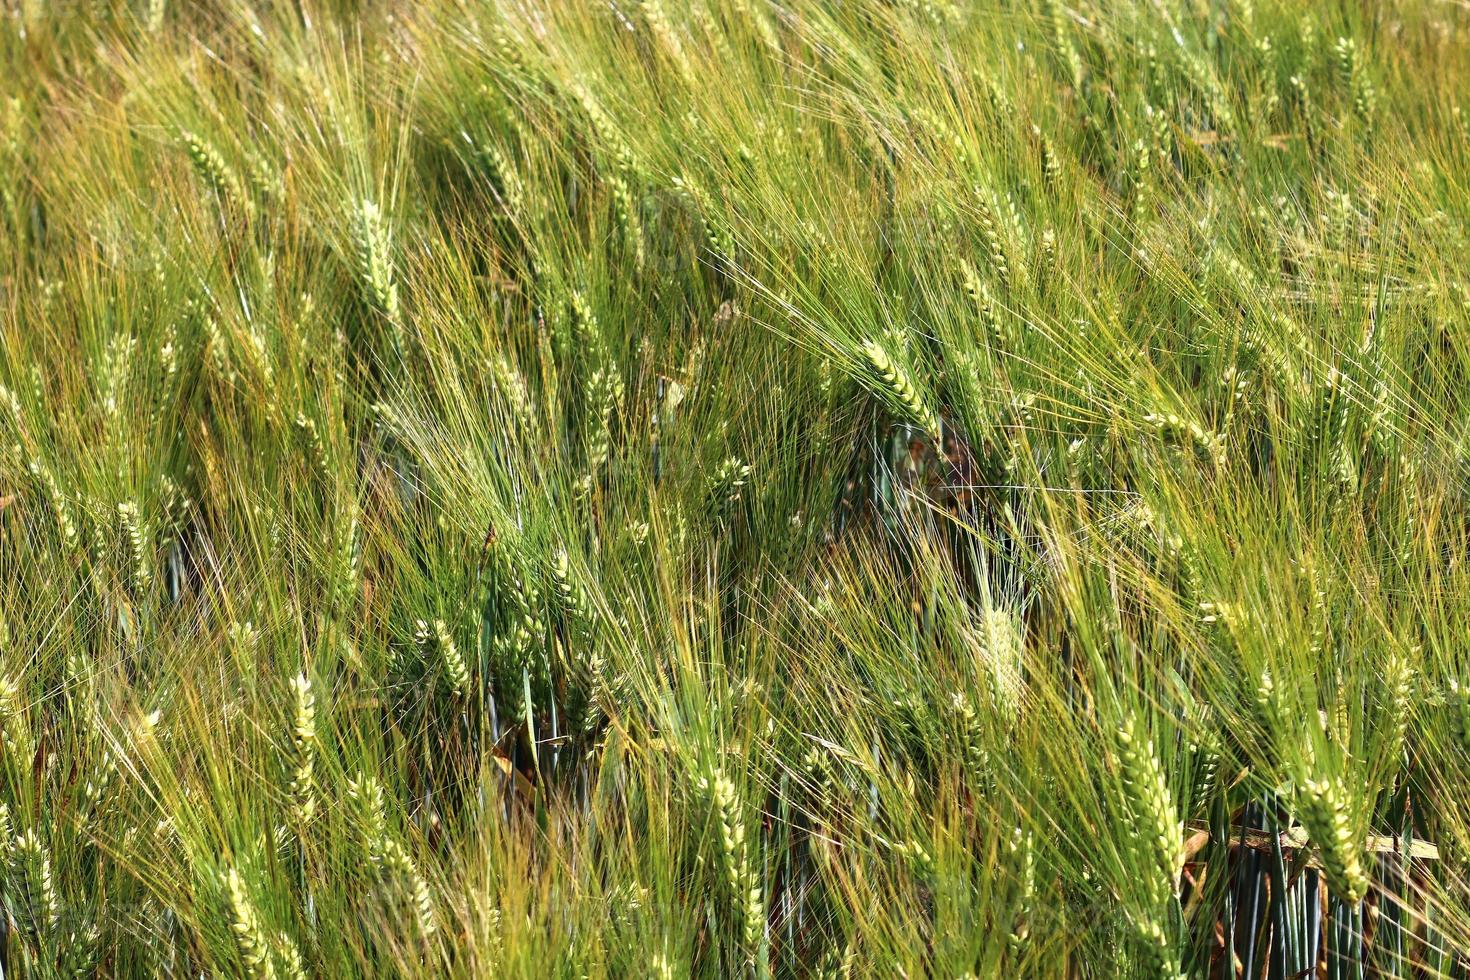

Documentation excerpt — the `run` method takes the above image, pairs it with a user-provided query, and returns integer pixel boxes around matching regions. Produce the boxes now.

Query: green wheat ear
[285,673,317,826]
[179,129,252,218]
[223,867,276,980]
[351,198,401,322]
[1297,775,1369,903]
[860,340,940,438]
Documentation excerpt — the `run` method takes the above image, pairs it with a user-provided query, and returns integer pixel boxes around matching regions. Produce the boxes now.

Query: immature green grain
[973,189,1015,292]
[959,259,1005,350]
[860,340,939,437]
[348,774,437,940]
[585,366,623,472]
[29,460,77,547]
[285,673,317,825]
[1115,716,1184,905]
[671,175,735,259]
[1297,775,1369,903]
[699,767,765,966]
[607,172,645,267]
[223,868,276,980]
[179,129,251,216]
[1449,679,1470,750]
[293,413,331,485]
[415,619,470,697]
[118,500,151,589]
[351,198,401,322]
[707,456,753,515]
[1007,826,1036,950]
[0,673,31,768]
[15,829,60,931]
[1380,651,1414,769]
[467,130,519,207]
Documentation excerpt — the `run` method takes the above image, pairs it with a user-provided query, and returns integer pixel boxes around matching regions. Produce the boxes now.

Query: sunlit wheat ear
[293,413,331,485]
[1114,716,1185,905]
[707,457,752,520]
[57,919,101,976]
[670,175,735,259]
[15,829,60,930]
[1128,913,1185,980]
[604,172,645,268]
[949,693,992,789]
[28,459,77,548]
[1332,36,1376,118]
[584,366,623,473]
[433,619,470,696]
[327,513,360,611]
[972,188,1014,292]
[223,867,276,980]
[1039,0,1083,85]
[639,0,695,83]
[549,549,589,627]
[860,340,939,438]
[1380,651,1414,769]
[1007,826,1036,949]
[179,129,252,217]
[347,774,436,940]
[477,139,523,213]
[0,673,31,768]
[351,198,401,322]
[568,289,601,352]
[697,767,764,966]
[958,259,1005,350]
[274,932,307,980]
[488,355,536,430]
[1143,411,1226,466]
[285,673,317,825]
[243,146,283,201]
[908,105,970,170]
[382,837,438,941]
[1297,775,1369,903]
[118,500,151,589]
[651,950,677,980]
[347,773,388,849]
[977,606,1024,721]
[1035,127,1062,188]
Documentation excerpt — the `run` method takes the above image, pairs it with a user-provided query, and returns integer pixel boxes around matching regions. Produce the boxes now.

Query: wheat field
[2,0,1469,976]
